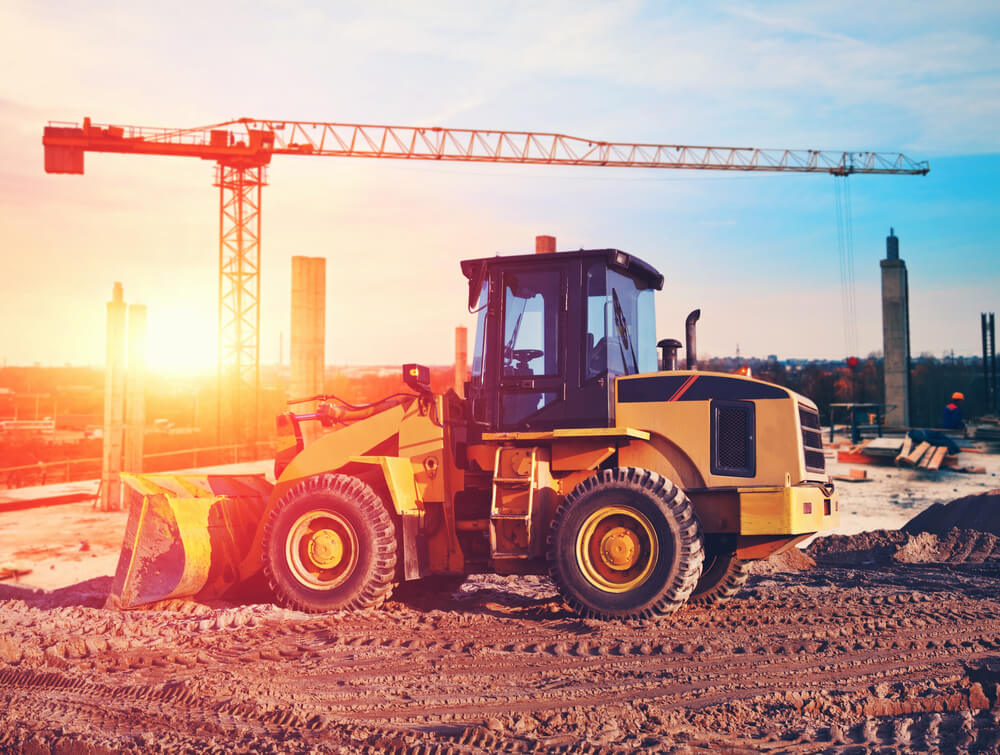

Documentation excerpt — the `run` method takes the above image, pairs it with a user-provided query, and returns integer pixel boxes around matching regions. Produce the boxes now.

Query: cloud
[328,1,1000,153]
[1,0,996,366]
[4,1,998,154]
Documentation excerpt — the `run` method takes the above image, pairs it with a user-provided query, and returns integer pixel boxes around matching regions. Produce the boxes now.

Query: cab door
[496,266,567,430]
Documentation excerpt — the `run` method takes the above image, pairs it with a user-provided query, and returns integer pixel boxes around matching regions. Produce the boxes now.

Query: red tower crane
[42,117,929,444]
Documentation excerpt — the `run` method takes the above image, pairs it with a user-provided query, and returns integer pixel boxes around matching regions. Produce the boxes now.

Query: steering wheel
[511,349,543,363]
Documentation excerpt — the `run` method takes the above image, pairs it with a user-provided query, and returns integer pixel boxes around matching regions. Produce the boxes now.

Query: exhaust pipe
[685,309,701,370]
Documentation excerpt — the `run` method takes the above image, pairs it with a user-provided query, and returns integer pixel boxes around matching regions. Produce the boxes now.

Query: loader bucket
[108,473,273,609]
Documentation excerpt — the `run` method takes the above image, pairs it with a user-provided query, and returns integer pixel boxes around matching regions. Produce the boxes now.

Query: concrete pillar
[454,326,468,396]
[100,283,127,511]
[291,256,326,445]
[880,228,911,427]
[536,235,556,254]
[124,304,146,475]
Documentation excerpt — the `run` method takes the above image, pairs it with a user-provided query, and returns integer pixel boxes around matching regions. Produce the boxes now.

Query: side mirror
[467,261,487,311]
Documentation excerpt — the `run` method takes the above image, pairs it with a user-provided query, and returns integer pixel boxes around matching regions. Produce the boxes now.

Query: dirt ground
[2,441,1000,753]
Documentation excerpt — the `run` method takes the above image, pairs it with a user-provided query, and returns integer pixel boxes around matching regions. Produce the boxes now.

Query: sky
[0,0,997,371]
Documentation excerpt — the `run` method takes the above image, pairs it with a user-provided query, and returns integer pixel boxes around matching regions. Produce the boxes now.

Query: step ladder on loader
[490,446,541,560]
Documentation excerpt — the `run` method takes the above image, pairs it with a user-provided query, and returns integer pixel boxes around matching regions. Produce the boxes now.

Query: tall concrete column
[291,256,326,445]
[454,325,468,396]
[124,304,147,475]
[101,283,127,511]
[881,229,911,427]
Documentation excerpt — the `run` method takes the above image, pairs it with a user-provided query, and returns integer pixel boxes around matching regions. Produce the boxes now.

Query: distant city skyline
[1,2,997,370]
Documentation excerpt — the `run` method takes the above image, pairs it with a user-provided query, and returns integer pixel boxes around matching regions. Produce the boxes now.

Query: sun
[143,305,218,375]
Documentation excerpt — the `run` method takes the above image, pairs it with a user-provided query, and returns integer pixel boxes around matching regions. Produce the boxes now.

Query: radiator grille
[804,449,826,470]
[717,407,750,468]
[799,407,821,430]
[799,405,826,473]
[712,401,755,477]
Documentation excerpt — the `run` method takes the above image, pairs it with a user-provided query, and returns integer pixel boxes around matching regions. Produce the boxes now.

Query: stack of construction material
[835,435,985,474]
[894,436,949,470]
[836,437,904,466]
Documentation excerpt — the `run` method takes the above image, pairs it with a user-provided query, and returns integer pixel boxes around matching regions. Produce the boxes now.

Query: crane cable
[834,176,859,358]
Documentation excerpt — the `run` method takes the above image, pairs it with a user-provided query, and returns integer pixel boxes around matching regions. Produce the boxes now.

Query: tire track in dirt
[3,564,1000,752]
[0,665,529,753]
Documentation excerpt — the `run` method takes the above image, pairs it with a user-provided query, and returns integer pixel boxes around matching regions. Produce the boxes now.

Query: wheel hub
[307,528,345,569]
[600,526,640,570]
[286,510,360,590]
[575,504,659,593]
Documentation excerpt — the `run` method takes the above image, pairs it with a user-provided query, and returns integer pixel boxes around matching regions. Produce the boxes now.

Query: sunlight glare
[144,307,217,374]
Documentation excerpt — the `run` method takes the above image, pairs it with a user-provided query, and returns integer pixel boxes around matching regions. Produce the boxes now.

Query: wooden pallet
[923,446,949,471]
[894,436,913,465]
[899,441,931,467]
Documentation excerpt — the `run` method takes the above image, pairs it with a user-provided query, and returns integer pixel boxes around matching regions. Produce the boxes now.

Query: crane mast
[42,117,929,445]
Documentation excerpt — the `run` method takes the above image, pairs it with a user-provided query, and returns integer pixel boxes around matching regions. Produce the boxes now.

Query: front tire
[547,467,703,620]
[263,474,397,613]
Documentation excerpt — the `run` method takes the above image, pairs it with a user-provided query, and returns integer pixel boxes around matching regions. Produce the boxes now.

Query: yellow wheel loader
[111,246,837,619]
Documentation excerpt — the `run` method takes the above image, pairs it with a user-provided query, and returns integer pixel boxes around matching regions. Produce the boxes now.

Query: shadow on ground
[0,576,111,608]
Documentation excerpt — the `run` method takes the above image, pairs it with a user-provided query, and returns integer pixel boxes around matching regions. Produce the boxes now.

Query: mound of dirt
[807,489,1000,566]
[903,489,1000,537]
[807,530,907,565]
[749,546,816,573]
[806,527,1000,566]
[895,529,1000,563]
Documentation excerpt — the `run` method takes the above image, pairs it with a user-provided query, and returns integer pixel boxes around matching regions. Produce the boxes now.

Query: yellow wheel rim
[576,505,658,593]
[286,510,359,590]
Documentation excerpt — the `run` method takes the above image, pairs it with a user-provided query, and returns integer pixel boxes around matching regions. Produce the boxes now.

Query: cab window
[587,267,657,377]
[585,264,609,380]
[502,270,561,377]
[470,280,488,380]
[606,269,657,375]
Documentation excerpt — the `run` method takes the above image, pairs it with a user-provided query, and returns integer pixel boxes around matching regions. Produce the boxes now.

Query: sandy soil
[0,504,126,589]
[2,438,999,753]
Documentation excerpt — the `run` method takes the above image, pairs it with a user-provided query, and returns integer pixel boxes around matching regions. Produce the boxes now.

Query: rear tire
[547,467,703,620]
[263,474,397,613]
[688,550,749,607]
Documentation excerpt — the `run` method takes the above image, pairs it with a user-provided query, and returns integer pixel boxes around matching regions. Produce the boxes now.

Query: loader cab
[461,248,663,431]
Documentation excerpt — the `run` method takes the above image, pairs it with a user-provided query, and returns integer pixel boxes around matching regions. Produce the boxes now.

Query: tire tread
[688,554,750,607]
[547,466,704,620]
[262,473,397,613]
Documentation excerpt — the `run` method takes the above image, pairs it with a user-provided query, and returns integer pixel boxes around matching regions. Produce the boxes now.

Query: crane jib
[43,119,930,175]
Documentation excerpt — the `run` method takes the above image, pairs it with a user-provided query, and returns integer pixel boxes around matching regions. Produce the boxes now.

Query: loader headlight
[403,363,431,394]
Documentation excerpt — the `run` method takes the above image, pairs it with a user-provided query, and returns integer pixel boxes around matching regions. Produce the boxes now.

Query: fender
[349,455,424,581]
[237,403,409,580]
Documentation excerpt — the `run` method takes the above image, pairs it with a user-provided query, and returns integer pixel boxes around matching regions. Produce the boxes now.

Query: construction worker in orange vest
[941,391,965,430]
